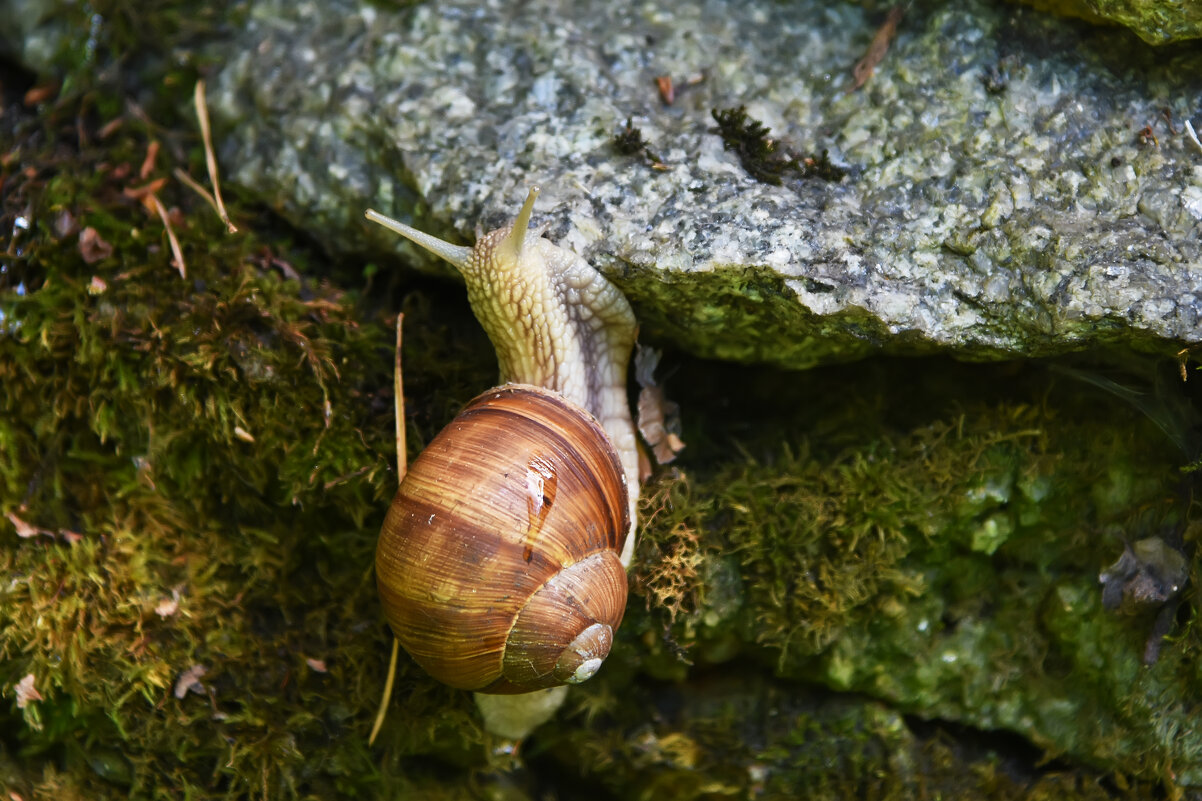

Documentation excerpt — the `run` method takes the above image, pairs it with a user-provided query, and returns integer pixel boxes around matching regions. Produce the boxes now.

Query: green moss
[709,106,847,186]
[618,257,1182,372]
[1016,0,1202,44]
[622,264,893,369]
[611,117,667,171]
[626,355,1201,790]
[0,90,495,799]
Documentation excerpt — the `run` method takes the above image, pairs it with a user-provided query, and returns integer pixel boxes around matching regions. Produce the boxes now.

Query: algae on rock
[1017,0,1202,44]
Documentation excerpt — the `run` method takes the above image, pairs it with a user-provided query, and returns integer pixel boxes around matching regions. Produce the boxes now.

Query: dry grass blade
[173,167,227,221]
[148,193,187,278]
[368,637,400,746]
[394,313,407,482]
[194,80,237,233]
[369,313,407,746]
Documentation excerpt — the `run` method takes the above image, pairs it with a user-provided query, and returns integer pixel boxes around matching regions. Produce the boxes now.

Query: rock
[0,0,68,76]
[203,0,1202,369]
[1016,0,1202,45]
[1099,536,1189,612]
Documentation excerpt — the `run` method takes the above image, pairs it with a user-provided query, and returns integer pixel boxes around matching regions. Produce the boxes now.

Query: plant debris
[848,4,906,92]
[14,674,43,709]
[78,226,114,263]
[655,75,675,105]
[193,80,236,233]
[654,71,705,106]
[635,346,685,467]
[613,117,668,170]
[173,665,207,699]
[711,106,847,184]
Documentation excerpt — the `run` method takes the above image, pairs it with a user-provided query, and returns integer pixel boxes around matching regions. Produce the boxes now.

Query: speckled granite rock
[204,0,1202,368]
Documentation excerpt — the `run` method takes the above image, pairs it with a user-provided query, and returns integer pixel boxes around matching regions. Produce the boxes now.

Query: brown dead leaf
[7,512,59,539]
[98,117,124,139]
[637,443,653,484]
[655,75,675,105]
[174,665,207,699]
[140,140,161,180]
[849,5,905,92]
[123,177,168,201]
[23,83,58,107]
[7,512,41,538]
[78,227,114,264]
[639,385,686,465]
[634,347,686,466]
[15,674,43,708]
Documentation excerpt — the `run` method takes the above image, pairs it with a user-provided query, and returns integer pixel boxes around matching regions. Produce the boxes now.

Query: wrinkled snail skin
[366,188,639,725]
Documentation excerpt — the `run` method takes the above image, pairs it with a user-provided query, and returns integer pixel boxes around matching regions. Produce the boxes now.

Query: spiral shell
[376,384,630,693]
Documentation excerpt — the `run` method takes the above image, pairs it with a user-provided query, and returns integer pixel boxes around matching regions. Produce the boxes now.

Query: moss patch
[0,86,493,798]
[1016,0,1202,44]
[626,354,1201,789]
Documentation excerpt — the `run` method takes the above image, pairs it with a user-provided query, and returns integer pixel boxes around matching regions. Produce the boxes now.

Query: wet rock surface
[203,0,1202,368]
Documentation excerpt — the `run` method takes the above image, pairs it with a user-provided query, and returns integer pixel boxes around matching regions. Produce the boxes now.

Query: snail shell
[367,187,639,718]
[376,384,630,693]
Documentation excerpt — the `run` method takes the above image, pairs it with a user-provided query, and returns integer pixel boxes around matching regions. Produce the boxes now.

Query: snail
[366,187,639,736]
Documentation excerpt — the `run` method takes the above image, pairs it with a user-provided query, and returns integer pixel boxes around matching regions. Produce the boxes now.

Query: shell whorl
[501,551,627,689]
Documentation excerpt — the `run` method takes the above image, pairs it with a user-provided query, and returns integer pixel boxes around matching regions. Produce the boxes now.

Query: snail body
[367,189,639,710]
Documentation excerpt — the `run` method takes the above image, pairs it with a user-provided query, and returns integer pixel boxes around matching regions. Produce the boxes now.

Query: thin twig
[194,80,237,233]
[148,193,187,278]
[369,313,407,747]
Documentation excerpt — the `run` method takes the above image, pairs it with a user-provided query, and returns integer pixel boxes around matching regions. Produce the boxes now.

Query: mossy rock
[1018,0,1202,44]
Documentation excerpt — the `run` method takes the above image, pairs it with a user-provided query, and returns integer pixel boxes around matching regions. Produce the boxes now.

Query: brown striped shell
[376,384,630,693]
